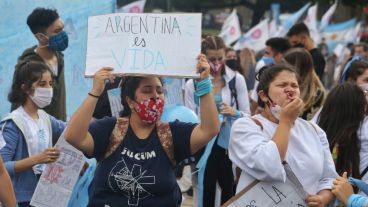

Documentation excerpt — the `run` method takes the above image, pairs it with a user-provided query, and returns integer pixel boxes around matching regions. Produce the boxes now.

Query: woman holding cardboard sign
[229,64,338,206]
[64,55,220,207]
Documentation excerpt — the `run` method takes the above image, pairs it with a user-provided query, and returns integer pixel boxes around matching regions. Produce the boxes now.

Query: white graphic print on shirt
[108,156,156,206]
[121,147,156,161]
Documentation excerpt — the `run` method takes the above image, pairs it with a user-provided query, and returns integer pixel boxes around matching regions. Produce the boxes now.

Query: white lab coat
[229,114,338,194]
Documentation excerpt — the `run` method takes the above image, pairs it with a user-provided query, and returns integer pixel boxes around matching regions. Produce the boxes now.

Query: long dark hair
[318,82,367,179]
[8,61,52,107]
[201,35,226,54]
[120,76,163,117]
[256,64,299,108]
[346,61,368,82]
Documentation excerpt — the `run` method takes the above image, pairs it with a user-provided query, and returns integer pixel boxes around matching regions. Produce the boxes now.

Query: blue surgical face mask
[262,56,275,65]
[47,31,69,51]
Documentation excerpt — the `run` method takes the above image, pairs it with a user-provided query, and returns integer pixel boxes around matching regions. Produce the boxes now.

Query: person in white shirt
[0,61,65,206]
[229,64,337,206]
[185,35,250,207]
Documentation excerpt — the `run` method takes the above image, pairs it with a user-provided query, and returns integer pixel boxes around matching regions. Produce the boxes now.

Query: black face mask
[293,43,305,48]
[225,59,239,71]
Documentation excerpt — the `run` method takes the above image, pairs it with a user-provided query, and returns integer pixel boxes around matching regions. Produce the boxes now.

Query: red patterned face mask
[134,97,165,124]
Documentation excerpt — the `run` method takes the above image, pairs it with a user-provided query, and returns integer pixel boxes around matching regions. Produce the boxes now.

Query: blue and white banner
[319,2,338,31]
[279,2,311,36]
[219,9,241,46]
[116,0,146,13]
[0,0,115,118]
[322,18,356,52]
[234,19,269,52]
[304,4,320,44]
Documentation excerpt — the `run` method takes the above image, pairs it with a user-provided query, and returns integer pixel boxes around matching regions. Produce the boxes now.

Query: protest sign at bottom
[30,134,85,207]
[223,163,307,207]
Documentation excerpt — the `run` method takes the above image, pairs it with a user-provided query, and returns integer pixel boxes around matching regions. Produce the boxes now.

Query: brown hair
[284,48,326,113]
[256,64,300,108]
[8,61,53,107]
[239,48,256,78]
[346,61,368,82]
[201,36,226,55]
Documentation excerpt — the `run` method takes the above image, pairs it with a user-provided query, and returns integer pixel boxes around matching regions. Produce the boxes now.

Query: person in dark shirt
[287,22,326,82]
[64,55,220,207]
[12,8,68,121]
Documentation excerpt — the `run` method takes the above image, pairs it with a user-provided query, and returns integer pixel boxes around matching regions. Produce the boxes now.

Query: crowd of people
[1,6,368,207]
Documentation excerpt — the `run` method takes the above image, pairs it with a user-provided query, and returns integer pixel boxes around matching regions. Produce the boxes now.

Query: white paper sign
[108,88,124,118]
[163,78,184,105]
[223,163,307,207]
[86,13,202,78]
[30,135,85,207]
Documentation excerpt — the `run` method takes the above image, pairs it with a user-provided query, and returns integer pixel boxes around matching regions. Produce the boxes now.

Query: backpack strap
[156,121,176,168]
[229,77,238,110]
[361,166,368,178]
[102,118,176,168]
[102,117,129,160]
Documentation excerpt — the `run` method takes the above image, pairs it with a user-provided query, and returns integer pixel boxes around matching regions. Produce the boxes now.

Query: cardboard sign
[86,13,202,78]
[223,163,308,207]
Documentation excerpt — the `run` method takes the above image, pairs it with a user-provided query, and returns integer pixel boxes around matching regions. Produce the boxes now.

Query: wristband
[88,92,100,99]
[233,110,241,119]
[194,78,213,105]
[347,194,368,207]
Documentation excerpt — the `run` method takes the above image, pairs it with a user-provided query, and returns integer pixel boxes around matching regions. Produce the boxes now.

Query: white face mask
[270,103,282,120]
[30,87,53,108]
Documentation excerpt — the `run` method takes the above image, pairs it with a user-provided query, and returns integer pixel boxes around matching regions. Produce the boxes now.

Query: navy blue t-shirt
[87,117,196,207]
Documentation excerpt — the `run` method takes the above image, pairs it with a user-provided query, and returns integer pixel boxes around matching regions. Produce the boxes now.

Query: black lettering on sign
[261,185,287,204]
[104,15,182,35]
[132,37,146,47]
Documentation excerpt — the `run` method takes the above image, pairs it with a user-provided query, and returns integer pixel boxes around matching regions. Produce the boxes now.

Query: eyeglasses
[207,57,223,62]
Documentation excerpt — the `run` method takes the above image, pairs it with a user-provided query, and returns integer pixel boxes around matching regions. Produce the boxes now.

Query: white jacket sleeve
[184,80,198,114]
[235,73,251,115]
[312,123,338,192]
[229,116,286,182]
